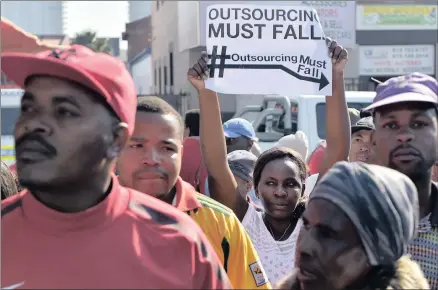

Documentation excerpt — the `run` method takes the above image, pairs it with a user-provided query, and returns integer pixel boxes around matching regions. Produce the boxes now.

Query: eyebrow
[379,109,433,119]
[302,212,341,231]
[21,93,81,110]
[21,91,34,101]
[52,96,81,109]
[130,136,178,146]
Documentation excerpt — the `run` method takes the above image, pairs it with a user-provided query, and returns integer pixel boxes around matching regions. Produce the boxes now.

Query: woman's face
[296,198,369,290]
[257,158,303,220]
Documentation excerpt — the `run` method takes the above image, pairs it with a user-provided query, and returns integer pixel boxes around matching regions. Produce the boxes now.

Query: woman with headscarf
[277,161,429,290]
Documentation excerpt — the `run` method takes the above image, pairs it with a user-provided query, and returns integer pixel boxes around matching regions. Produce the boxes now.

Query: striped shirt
[408,182,438,289]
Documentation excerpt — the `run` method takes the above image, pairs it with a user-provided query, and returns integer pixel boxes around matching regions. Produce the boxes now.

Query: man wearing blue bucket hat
[223,118,258,153]
[364,72,438,288]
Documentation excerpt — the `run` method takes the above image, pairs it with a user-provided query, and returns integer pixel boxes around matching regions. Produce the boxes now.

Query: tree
[71,30,112,54]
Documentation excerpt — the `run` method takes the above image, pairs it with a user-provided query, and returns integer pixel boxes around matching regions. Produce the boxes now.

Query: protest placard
[205,4,332,96]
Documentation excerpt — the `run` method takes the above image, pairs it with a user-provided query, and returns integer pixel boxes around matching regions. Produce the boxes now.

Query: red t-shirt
[180,137,208,194]
[1,175,230,289]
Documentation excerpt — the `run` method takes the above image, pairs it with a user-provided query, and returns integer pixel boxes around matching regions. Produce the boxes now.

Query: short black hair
[184,109,200,137]
[136,96,184,137]
[254,147,309,189]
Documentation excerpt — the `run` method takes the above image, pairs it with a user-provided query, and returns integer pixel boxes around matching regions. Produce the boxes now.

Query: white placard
[359,45,435,76]
[205,4,332,96]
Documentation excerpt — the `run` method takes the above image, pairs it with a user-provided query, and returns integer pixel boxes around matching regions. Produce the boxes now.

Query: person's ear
[370,130,376,147]
[107,123,129,159]
[247,139,254,150]
[245,181,253,193]
[254,187,260,199]
[301,183,307,199]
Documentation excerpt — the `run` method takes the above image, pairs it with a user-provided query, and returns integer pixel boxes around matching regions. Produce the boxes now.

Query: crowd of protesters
[1,34,437,290]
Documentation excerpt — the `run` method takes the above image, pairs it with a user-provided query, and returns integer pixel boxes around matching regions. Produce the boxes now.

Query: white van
[234,91,376,153]
[1,89,24,166]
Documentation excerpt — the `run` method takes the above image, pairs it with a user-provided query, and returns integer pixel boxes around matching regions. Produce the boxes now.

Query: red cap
[1,45,137,135]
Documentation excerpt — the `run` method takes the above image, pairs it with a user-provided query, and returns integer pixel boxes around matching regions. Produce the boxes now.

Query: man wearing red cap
[1,45,230,289]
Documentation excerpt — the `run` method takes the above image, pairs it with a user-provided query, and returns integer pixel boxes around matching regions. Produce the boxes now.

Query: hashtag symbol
[208,46,231,78]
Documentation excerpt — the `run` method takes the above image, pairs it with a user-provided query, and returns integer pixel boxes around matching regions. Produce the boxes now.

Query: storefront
[355,3,437,90]
[358,44,436,90]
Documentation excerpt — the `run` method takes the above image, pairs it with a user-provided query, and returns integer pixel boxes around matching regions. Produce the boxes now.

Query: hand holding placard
[187,52,209,92]
[205,4,333,96]
[326,37,348,75]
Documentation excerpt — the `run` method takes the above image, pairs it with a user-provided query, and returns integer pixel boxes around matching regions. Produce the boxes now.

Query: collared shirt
[174,177,272,289]
[408,182,438,289]
[1,175,230,289]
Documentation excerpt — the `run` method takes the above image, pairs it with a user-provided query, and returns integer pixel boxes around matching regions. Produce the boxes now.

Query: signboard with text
[356,5,438,31]
[359,45,435,76]
[205,4,332,96]
[300,1,356,48]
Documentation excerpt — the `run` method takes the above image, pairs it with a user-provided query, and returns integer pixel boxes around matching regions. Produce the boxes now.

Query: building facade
[355,1,437,90]
[1,1,64,35]
[128,1,152,22]
[151,0,437,115]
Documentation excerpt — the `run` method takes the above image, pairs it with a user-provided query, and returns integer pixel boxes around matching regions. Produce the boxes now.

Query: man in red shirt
[1,45,230,289]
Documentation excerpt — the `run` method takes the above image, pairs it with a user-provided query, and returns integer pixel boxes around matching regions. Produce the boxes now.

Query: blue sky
[65,1,129,48]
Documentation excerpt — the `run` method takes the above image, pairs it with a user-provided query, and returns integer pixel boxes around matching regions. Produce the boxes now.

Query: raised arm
[317,38,351,181]
[187,54,249,221]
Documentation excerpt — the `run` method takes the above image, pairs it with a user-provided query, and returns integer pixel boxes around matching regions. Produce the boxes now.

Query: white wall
[1,1,64,35]
[132,55,153,95]
[177,1,200,52]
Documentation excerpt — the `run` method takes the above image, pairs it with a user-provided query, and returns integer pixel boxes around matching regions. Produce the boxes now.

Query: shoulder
[126,188,209,245]
[1,191,26,219]
[242,201,263,228]
[196,193,234,217]
[195,193,244,235]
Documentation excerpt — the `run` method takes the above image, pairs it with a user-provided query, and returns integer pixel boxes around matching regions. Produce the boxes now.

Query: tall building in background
[1,1,64,35]
[128,1,152,22]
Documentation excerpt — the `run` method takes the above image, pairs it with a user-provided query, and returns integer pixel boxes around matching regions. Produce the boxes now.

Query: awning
[1,17,70,53]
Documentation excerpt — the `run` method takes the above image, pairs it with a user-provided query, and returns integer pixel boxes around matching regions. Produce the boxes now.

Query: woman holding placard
[187,37,351,284]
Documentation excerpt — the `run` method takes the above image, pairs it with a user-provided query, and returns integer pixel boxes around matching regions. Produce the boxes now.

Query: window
[154,62,157,93]
[316,102,371,139]
[1,107,20,136]
[158,66,162,95]
[169,51,174,87]
[164,65,168,94]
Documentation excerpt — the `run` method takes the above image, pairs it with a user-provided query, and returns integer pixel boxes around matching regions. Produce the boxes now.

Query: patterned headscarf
[310,161,419,266]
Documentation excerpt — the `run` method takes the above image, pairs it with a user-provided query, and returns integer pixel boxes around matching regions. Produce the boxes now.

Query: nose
[297,228,316,262]
[359,146,370,152]
[274,186,287,198]
[396,127,414,144]
[23,117,52,135]
[141,148,160,166]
